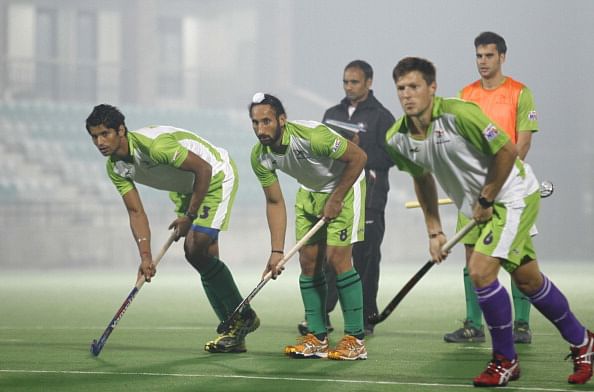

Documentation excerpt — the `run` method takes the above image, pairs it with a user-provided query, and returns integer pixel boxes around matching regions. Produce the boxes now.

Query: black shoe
[205,308,260,353]
[443,320,485,343]
[513,321,532,344]
[364,313,378,336]
[297,320,309,336]
[297,316,334,336]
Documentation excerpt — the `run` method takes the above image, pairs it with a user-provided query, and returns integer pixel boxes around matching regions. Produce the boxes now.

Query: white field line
[0,326,209,331]
[0,326,561,336]
[0,369,580,391]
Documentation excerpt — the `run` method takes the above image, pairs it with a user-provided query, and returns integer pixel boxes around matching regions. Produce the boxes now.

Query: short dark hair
[345,60,373,80]
[392,57,436,85]
[249,93,286,118]
[86,104,127,134]
[474,31,507,54]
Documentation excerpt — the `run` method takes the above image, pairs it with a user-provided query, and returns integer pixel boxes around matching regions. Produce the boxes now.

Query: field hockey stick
[217,218,327,334]
[368,219,477,326]
[404,180,554,209]
[90,231,176,356]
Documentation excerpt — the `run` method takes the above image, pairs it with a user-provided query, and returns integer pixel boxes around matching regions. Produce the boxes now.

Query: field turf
[1,261,593,391]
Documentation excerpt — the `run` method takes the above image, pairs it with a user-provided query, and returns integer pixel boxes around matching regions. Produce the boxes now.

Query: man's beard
[259,124,282,146]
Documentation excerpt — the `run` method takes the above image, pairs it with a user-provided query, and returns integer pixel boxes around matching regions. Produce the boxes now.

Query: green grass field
[1,261,593,392]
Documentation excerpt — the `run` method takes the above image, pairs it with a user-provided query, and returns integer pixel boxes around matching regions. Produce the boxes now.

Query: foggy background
[0,0,592,272]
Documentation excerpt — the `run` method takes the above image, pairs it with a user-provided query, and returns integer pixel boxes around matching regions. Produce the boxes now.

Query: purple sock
[475,279,516,360]
[528,274,586,346]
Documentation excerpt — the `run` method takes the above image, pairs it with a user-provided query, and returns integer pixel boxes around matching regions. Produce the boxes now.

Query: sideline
[0,369,580,391]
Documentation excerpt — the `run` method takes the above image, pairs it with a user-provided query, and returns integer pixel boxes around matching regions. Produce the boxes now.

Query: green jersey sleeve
[149,133,189,167]
[384,119,426,178]
[106,160,135,196]
[452,100,510,156]
[250,144,278,188]
[517,86,539,133]
[309,125,348,159]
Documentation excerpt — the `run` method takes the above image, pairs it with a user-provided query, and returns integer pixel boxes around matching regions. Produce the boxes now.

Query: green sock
[336,268,364,338]
[200,257,245,321]
[511,280,531,324]
[464,267,483,328]
[299,274,327,337]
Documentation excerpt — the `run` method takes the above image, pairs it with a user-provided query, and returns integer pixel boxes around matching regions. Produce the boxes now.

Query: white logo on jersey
[331,139,341,154]
[483,124,499,142]
[172,148,181,161]
[528,111,537,121]
[115,161,135,178]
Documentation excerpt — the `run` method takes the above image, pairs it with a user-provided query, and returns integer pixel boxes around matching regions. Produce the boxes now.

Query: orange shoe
[284,333,328,359]
[328,335,367,360]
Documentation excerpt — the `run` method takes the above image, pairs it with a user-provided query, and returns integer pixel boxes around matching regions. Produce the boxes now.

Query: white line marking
[0,326,210,331]
[0,369,580,391]
[0,326,560,336]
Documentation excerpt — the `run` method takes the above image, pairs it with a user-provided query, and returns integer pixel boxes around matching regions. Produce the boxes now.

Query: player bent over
[86,104,259,353]
[249,93,368,360]
[384,57,593,386]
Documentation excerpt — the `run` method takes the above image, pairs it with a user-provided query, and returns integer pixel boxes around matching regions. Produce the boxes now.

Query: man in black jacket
[297,60,396,336]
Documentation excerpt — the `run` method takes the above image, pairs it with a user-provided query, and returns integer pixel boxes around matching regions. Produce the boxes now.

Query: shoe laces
[461,319,480,332]
[565,345,593,370]
[227,314,252,336]
[303,333,325,345]
[483,356,515,377]
[462,319,473,328]
[335,335,360,351]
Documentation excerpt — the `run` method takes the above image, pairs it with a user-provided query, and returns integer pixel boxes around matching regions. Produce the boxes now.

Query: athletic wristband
[271,250,284,254]
[429,231,444,239]
[184,211,198,220]
[478,196,494,208]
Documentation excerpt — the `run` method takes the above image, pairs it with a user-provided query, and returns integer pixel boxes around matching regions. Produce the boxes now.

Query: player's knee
[512,273,543,296]
[184,242,211,272]
[468,268,497,289]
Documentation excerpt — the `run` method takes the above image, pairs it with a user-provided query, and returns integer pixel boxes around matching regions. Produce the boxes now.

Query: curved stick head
[90,339,101,356]
[367,314,381,325]
[540,181,554,198]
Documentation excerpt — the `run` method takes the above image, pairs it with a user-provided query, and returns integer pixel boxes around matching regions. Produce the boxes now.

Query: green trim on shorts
[456,211,481,245]
[467,191,539,273]
[294,176,366,247]
[220,159,239,230]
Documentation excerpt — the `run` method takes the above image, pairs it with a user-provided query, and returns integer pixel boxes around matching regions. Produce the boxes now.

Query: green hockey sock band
[299,274,328,336]
[201,257,245,321]
[511,280,531,323]
[336,268,364,337]
[464,266,483,328]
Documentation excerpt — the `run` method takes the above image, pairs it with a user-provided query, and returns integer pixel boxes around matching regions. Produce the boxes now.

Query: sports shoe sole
[328,351,368,360]
[288,351,328,359]
[444,335,486,343]
[204,341,247,353]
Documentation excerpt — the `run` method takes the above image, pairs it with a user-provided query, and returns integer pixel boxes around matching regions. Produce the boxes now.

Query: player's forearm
[413,173,442,234]
[186,166,212,216]
[266,201,287,252]
[331,145,367,202]
[516,132,532,161]
[481,141,518,201]
[129,210,152,259]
